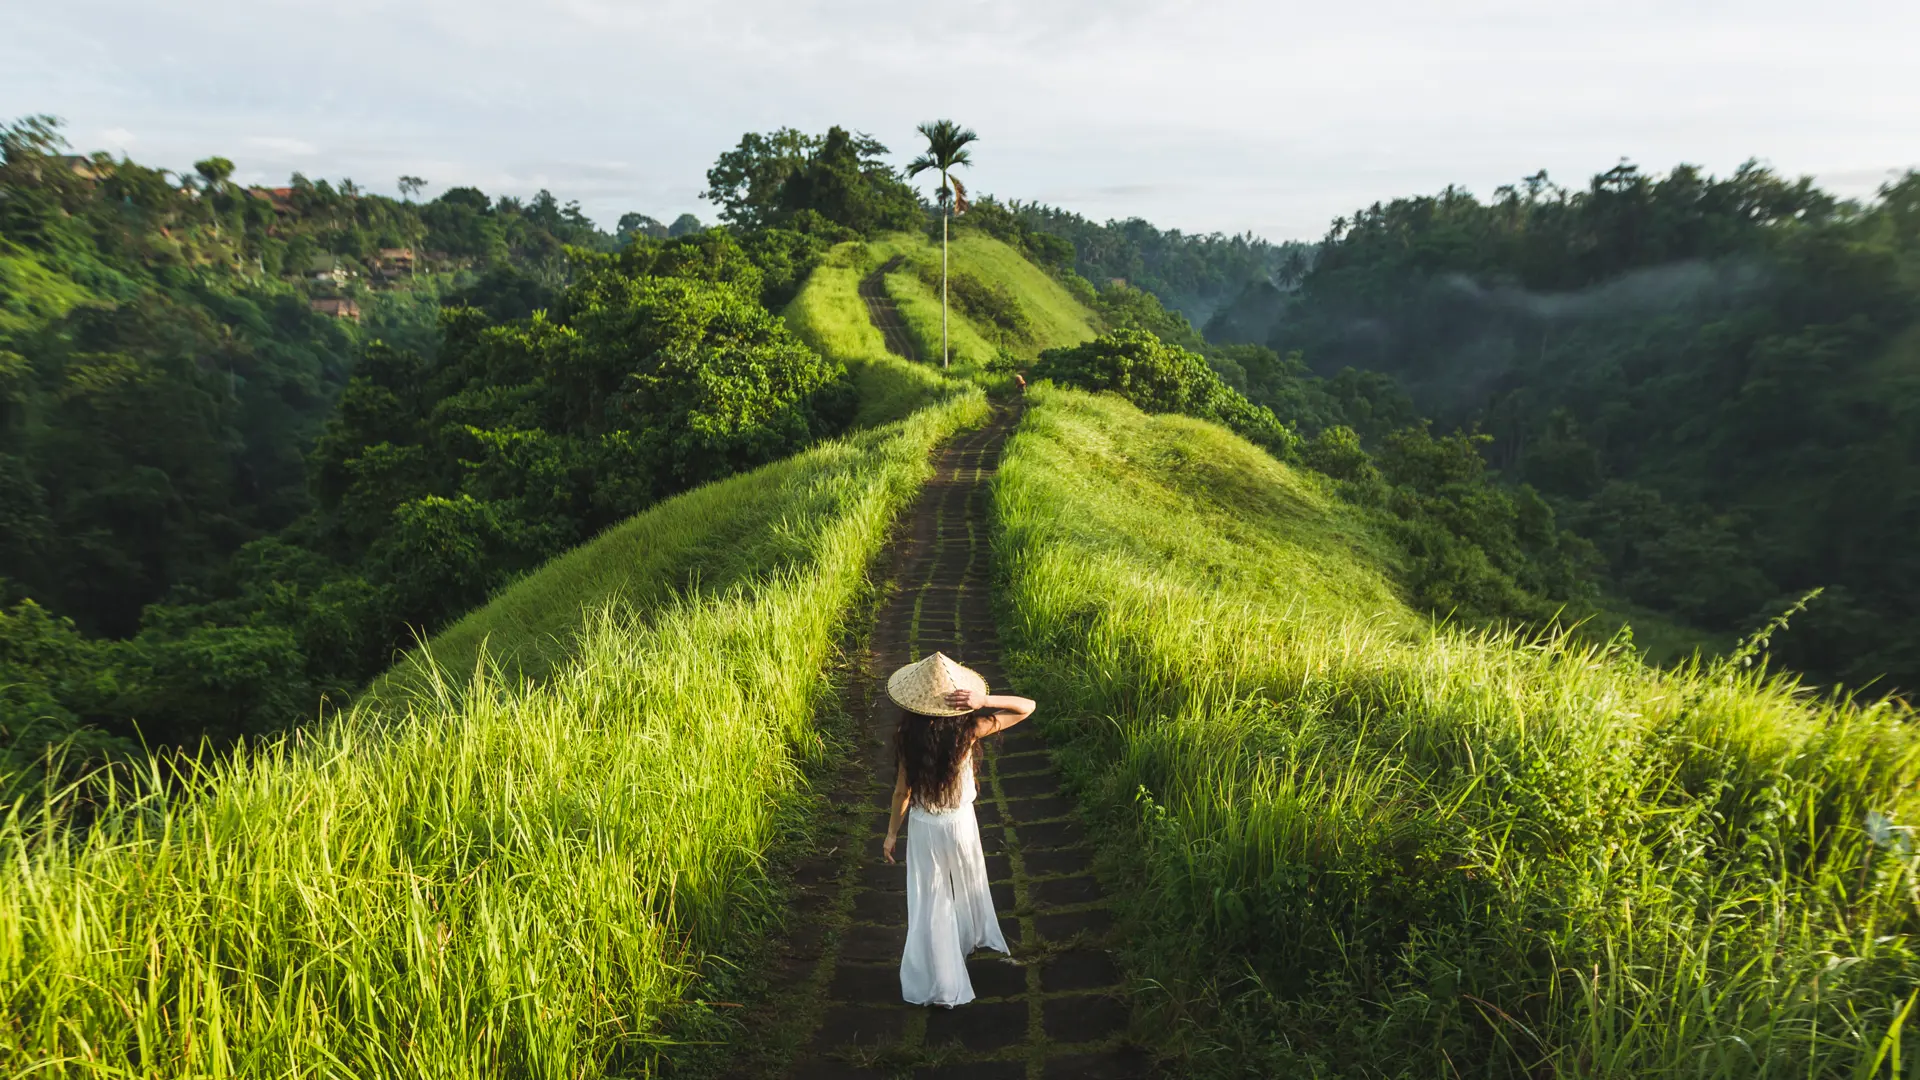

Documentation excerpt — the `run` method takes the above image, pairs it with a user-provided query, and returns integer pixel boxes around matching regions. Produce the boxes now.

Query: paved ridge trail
[859,256,920,361]
[727,405,1150,1080]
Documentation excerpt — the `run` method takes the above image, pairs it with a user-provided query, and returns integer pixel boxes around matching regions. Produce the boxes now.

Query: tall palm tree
[905,120,977,369]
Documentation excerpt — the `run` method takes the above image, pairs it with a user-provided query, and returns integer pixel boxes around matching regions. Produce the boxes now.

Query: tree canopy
[704,125,921,235]
[0,116,859,793]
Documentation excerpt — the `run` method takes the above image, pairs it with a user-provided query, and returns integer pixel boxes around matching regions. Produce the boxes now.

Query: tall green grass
[997,387,1920,1077]
[780,240,954,430]
[866,231,1096,372]
[782,232,1096,405]
[0,389,987,1077]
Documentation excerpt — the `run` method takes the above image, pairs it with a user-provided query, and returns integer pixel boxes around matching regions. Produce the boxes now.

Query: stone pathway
[746,409,1149,1080]
[859,256,920,361]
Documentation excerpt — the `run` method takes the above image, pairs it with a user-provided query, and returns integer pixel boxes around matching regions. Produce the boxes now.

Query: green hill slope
[4,358,986,1074]
[380,229,1088,693]
[998,386,1920,1077]
[779,240,954,428]
[783,232,1098,401]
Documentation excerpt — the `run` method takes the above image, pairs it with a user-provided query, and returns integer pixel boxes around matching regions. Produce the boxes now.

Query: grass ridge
[1,388,987,1075]
[995,386,1920,1078]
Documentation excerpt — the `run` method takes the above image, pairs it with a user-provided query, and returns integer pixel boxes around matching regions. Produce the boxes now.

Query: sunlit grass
[861,231,1096,376]
[780,239,953,430]
[942,231,1099,353]
[0,389,988,1077]
[997,386,1920,1078]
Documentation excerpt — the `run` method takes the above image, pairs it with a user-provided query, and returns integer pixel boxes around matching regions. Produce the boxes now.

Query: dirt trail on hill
[723,407,1149,1079]
[860,256,921,362]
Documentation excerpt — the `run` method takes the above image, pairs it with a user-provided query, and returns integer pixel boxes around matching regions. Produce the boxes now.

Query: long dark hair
[896,708,984,811]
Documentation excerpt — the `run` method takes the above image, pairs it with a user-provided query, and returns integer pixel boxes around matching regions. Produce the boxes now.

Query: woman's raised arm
[943,688,1036,738]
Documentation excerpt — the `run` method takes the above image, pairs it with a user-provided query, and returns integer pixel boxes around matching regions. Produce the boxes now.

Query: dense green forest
[1086,163,1920,694]
[9,105,1916,801]
[5,107,1916,1077]
[0,117,923,791]
[1007,201,1312,327]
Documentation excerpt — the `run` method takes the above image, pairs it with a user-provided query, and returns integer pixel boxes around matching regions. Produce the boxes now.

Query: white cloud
[3,0,1917,238]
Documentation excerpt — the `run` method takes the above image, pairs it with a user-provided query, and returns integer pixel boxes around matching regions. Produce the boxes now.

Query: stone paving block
[996,756,1053,777]
[839,923,906,963]
[1034,875,1104,908]
[1037,908,1113,942]
[794,1060,887,1080]
[1006,795,1075,823]
[1000,771,1058,798]
[787,920,829,959]
[852,890,905,925]
[917,1061,1026,1080]
[1040,1048,1154,1079]
[924,999,1029,1052]
[1042,993,1130,1044]
[809,1004,904,1051]
[1042,949,1123,994]
[769,950,818,988]
[967,955,1028,999]
[829,962,901,1005]
[1021,847,1093,877]
[1018,820,1087,850]
[990,882,1016,911]
[858,863,906,893]
[985,853,1012,881]
[792,889,835,918]
[791,859,841,886]
[974,801,1003,825]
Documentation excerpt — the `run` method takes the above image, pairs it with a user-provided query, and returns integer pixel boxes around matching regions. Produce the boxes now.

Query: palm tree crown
[905,120,977,212]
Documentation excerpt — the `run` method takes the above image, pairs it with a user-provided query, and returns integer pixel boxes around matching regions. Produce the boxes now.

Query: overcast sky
[5,0,1916,241]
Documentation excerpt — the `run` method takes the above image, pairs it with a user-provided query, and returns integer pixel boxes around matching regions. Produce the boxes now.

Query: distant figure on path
[1013,372,1027,394]
[882,652,1037,1007]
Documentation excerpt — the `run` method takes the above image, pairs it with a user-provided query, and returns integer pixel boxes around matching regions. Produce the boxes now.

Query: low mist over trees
[1179,162,1920,690]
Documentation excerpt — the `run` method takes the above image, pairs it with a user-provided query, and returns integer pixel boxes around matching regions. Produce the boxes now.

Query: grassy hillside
[865,231,1098,372]
[374,382,965,696]
[782,230,1098,412]
[377,236,1013,694]
[1,383,987,1076]
[780,239,954,429]
[997,386,1920,1077]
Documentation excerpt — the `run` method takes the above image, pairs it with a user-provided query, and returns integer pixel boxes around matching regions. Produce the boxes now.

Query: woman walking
[881,652,1037,1007]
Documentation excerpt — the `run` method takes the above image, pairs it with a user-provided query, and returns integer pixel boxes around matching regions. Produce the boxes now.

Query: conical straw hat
[886,652,988,716]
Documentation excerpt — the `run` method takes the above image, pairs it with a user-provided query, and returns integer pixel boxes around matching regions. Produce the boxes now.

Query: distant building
[308,255,351,286]
[371,248,415,279]
[310,297,361,321]
[248,187,296,215]
[57,156,100,181]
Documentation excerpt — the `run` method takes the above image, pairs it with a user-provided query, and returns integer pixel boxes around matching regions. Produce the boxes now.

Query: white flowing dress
[900,759,1009,1006]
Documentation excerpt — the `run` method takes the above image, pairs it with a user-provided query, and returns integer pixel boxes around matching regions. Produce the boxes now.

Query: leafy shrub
[1035,329,1299,457]
[912,260,1032,344]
